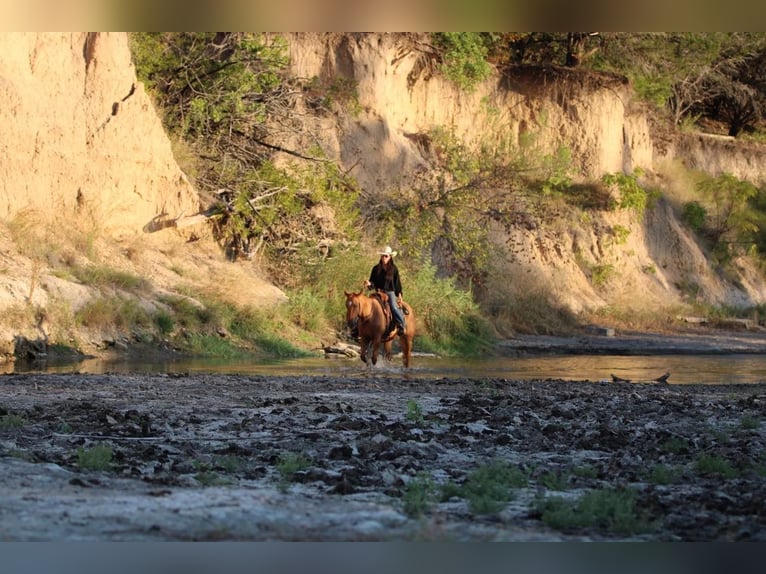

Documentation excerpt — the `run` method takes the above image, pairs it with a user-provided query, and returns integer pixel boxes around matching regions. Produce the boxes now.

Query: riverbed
[1,370,765,541]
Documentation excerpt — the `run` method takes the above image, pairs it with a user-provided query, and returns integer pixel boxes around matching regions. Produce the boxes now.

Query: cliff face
[282,33,766,315]
[0,33,199,234]
[0,33,285,357]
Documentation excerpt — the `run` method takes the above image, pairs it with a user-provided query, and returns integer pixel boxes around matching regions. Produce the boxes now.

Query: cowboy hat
[378,246,397,257]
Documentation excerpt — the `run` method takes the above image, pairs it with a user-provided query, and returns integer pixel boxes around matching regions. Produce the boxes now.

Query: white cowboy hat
[379,246,397,257]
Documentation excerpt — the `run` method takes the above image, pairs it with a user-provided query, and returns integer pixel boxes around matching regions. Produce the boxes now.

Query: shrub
[76,444,113,471]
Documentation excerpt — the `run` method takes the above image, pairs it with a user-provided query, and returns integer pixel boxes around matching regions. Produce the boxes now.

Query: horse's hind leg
[383,340,393,361]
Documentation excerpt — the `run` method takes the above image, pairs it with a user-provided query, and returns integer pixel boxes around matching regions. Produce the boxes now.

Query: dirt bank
[1,369,765,541]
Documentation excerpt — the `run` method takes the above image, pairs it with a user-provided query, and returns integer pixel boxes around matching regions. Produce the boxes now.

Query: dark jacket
[368,261,403,297]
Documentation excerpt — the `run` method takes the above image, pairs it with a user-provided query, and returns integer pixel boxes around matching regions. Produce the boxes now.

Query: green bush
[77,444,113,471]
[432,33,493,92]
[537,487,654,535]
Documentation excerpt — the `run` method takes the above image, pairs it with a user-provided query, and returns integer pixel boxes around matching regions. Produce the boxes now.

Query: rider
[365,245,406,333]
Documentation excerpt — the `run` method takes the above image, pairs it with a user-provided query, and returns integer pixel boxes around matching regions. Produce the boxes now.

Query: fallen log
[611,371,670,384]
[323,341,360,358]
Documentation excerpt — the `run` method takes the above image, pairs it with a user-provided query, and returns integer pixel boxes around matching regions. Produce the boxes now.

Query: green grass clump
[0,413,26,429]
[441,460,528,514]
[276,452,310,492]
[406,400,425,424]
[647,464,681,485]
[76,444,113,471]
[537,487,654,536]
[75,296,152,330]
[403,474,436,518]
[694,453,739,478]
[72,264,150,292]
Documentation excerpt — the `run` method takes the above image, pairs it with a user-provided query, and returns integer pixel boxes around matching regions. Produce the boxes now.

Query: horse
[344,290,416,367]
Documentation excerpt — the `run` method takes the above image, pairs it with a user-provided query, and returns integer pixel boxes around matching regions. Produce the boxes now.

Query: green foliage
[442,460,527,514]
[659,436,688,455]
[405,261,494,356]
[611,224,631,245]
[740,415,760,430]
[276,452,310,491]
[537,487,654,535]
[694,173,759,259]
[131,33,288,138]
[695,453,739,478]
[648,464,681,485]
[71,265,149,292]
[591,264,616,288]
[540,146,573,196]
[538,470,568,491]
[682,201,708,231]
[155,311,174,335]
[432,33,493,92]
[601,169,655,214]
[403,474,437,518]
[77,444,113,471]
[0,413,26,429]
[406,400,424,424]
[75,296,152,330]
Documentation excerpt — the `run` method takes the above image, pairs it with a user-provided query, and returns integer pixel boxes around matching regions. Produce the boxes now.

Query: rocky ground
[1,343,766,541]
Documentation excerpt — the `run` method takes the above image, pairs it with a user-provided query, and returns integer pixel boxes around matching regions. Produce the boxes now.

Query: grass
[276,452,310,492]
[403,474,436,518]
[647,464,681,485]
[694,453,739,478]
[71,264,150,292]
[537,487,654,536]
[406,400,424,424]
[538,470,569,491]
[76,444,113,471]
[0,413,26,429]
[441,460,528,514]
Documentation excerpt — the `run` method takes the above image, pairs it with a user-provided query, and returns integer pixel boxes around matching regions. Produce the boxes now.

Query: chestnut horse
[344,290,415,367]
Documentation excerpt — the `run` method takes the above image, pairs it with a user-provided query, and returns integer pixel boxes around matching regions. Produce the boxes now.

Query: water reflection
[9,352,766,384]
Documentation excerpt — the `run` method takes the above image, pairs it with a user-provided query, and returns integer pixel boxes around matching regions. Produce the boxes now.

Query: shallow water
[12,352,766,385]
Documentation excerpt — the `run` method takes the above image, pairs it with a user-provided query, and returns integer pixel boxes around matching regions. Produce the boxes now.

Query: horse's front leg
[359,338,369,364]
[370,339,381,365]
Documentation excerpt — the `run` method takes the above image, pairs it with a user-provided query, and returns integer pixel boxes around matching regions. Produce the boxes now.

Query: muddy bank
[1,371,765,541]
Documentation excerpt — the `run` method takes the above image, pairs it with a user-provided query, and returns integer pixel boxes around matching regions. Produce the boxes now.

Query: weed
[538,470,568,491]
[537,487,654,536]
[591,264,616,288]
[403,474,436,518]
[406,400,424,424]
[0,413,26,429]
[572,464,599,479]
[57,422,74,434]
[740,415,760,430]
[155,311,174,335]
[611,224,631,245]
[71,264,149,292]
[76,444,113,471]
[276,452,310,491]
[193,460,232,486]
[442,460,528,514]
[75,296,152,330]
[695,453,738,478]
[647,464,680,485]
[195,471,231,486]
[659,436,687,455]
[214,455,244,473]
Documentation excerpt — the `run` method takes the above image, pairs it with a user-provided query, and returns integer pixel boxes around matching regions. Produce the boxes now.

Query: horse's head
[344,290,364,331]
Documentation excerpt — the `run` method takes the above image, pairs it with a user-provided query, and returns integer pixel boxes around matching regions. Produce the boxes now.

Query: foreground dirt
[1,369,765,541]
